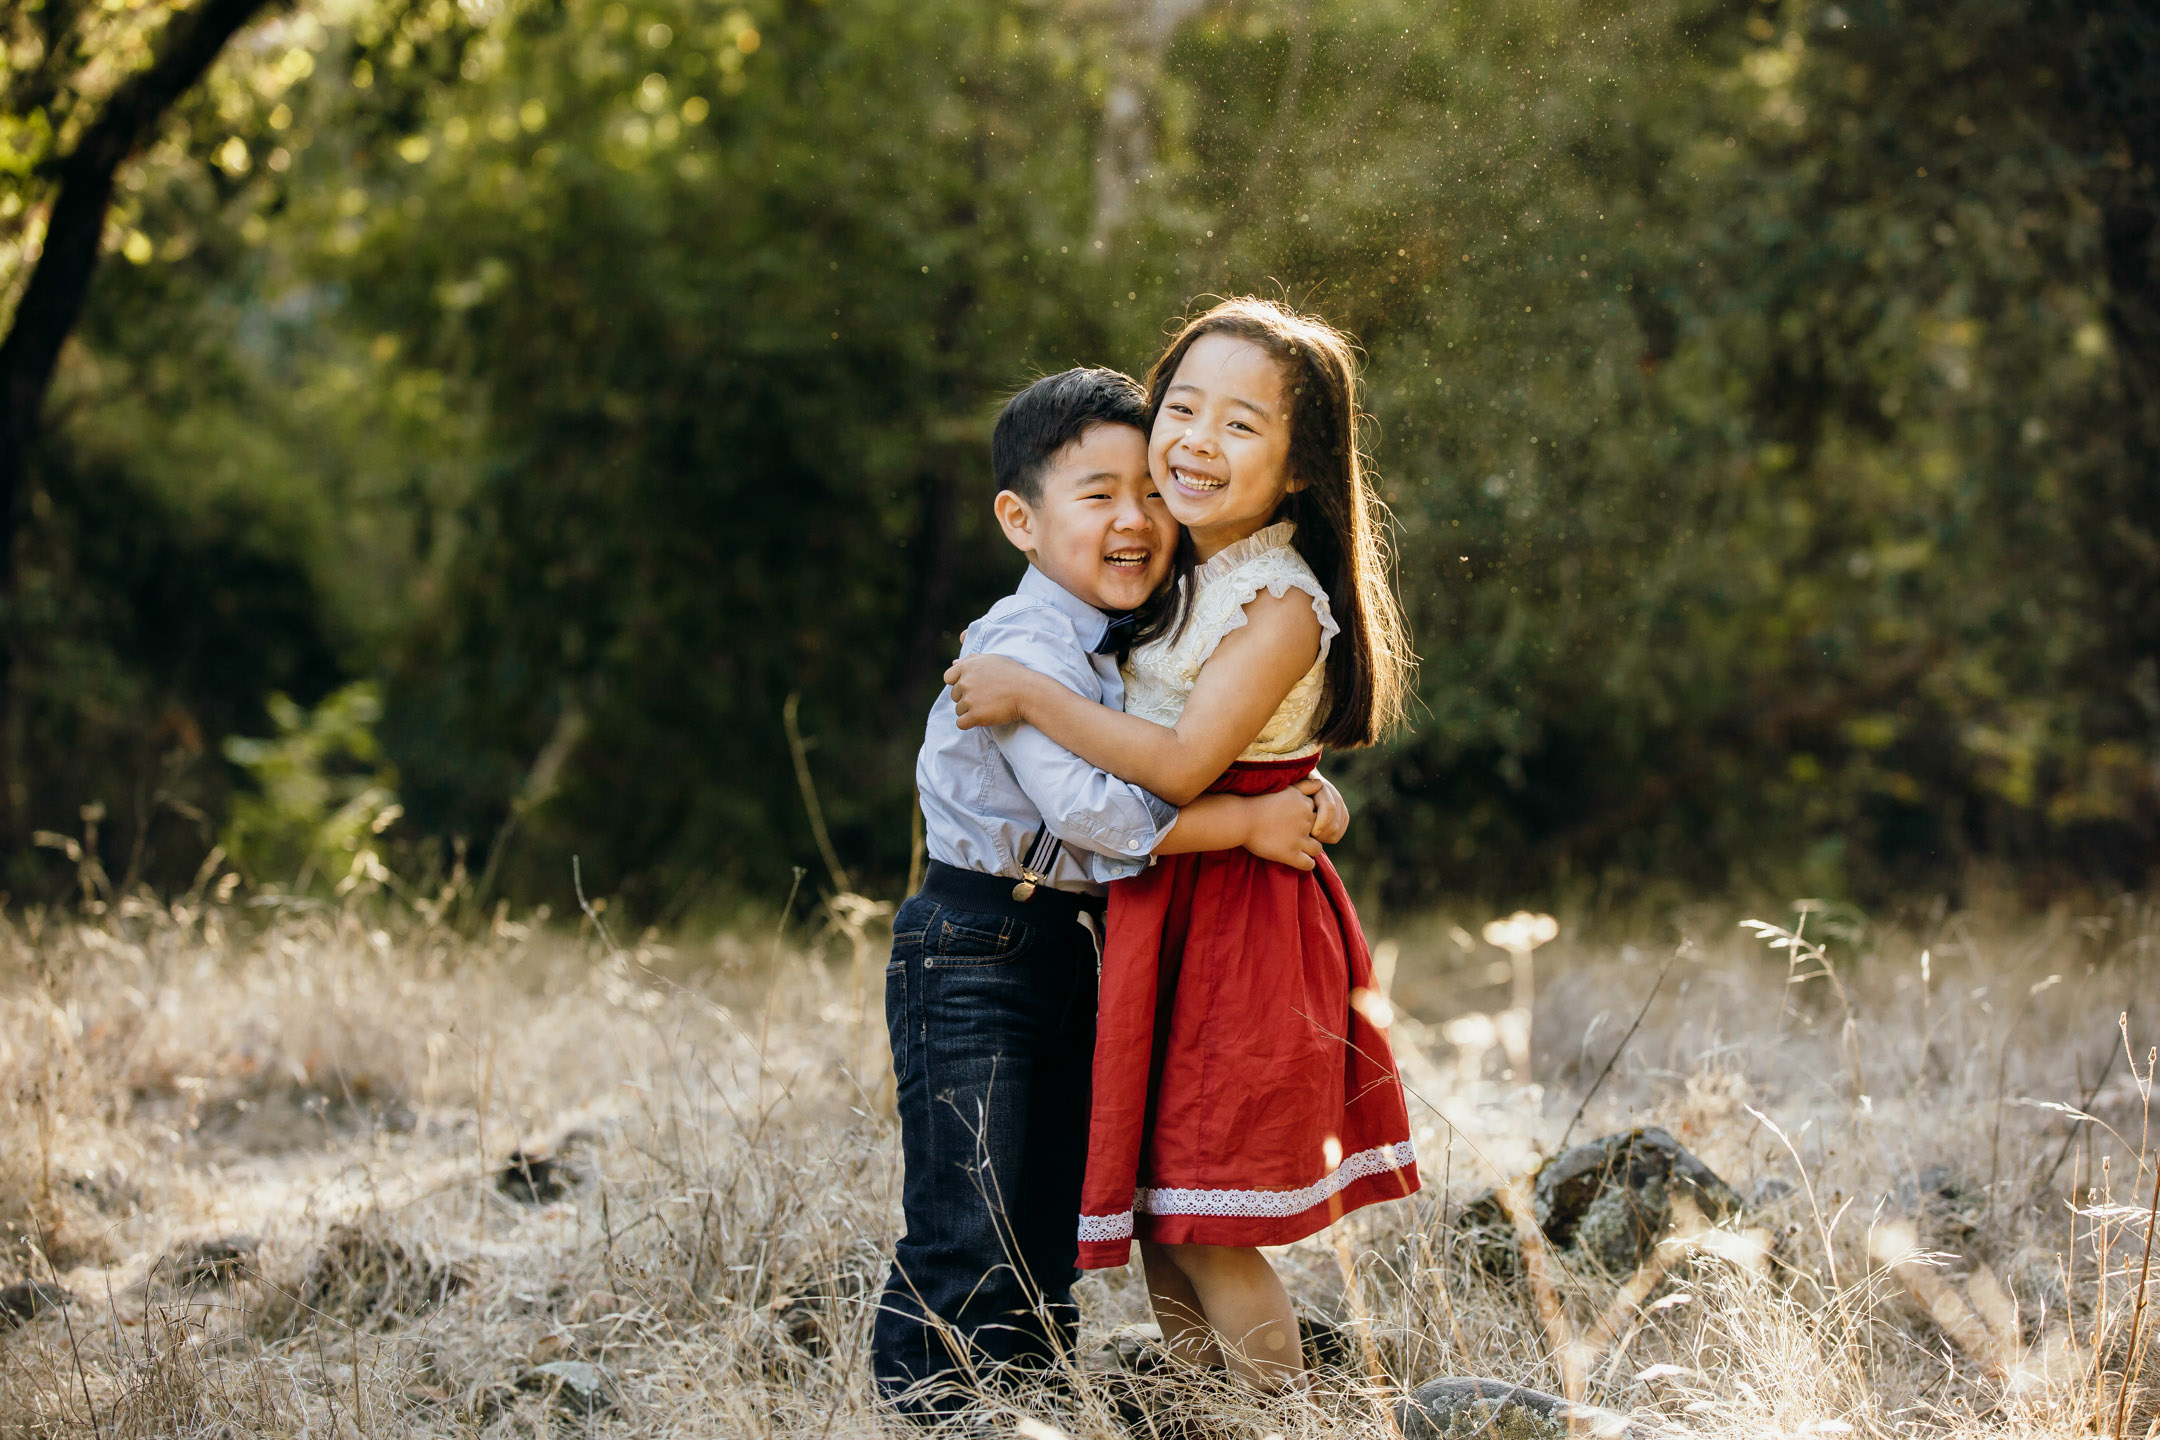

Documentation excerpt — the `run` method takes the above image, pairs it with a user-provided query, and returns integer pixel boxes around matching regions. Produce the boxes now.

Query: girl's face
[1150,331,1297,562]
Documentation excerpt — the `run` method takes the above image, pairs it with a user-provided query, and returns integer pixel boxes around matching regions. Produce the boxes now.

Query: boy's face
[994,422,1175,614]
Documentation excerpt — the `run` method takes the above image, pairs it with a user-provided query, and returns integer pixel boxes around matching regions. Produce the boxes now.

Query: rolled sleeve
[971,610,1179,867]
[998,723,1179,862]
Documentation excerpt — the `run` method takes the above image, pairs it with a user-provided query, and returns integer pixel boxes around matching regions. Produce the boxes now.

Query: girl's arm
[1154,782,1328,869]
[946,591,1322,806]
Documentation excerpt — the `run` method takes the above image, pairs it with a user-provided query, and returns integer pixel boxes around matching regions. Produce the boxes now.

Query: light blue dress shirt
[917,566,1180,896]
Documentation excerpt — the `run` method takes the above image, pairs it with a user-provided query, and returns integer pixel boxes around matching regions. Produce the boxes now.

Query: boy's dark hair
[992,367,1149,502]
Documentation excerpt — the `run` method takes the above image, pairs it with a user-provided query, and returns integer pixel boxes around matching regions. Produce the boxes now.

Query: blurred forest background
[2,0,2156,921]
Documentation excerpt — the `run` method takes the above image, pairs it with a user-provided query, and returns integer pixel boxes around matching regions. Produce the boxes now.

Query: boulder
[1398,1377,1637,1440]
[521,1359,611,1415]
[1458,1127,1744,1275]
[1539,1127,1744,1273]
[169,1234,258,1288]
[497,1151,575,1204]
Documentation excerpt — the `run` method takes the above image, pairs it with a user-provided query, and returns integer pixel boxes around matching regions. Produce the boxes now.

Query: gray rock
[1539,1127,1743,1273]
[1458,1127,1744,1276]
[497,1150,576,1204]
[524,1359,611,1415]
[1398,1377,1638,1440]
[168,1234,258,1288]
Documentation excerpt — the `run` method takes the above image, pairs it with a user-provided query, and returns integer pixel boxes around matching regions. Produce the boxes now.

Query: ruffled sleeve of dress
[1122,521,1338,761]
[1187,522,1339,673]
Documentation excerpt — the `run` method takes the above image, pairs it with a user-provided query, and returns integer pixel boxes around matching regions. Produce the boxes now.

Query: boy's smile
[994,422,1175,615]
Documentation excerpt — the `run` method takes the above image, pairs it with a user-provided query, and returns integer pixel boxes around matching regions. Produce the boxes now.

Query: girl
[944,297,1418,1388]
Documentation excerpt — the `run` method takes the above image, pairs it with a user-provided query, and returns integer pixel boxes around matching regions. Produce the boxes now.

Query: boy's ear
[993,490,1037,555]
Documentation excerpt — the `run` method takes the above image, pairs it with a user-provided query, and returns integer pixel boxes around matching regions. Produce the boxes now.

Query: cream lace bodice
[1122,521,1339,762]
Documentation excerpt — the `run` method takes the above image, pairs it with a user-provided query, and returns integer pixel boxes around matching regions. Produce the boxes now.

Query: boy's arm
[971,611,1178,864]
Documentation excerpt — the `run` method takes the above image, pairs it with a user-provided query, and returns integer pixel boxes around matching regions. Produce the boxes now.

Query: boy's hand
[1301,773,1349,844]
[945,653,1038,729]
[1243,785,1323,871]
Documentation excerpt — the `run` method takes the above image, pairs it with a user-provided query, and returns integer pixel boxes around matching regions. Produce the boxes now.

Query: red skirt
[1076,755,1419,1268]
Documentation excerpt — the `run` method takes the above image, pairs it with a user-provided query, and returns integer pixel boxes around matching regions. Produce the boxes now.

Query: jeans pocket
[926,910,1028,968]
[885,897,933,1076]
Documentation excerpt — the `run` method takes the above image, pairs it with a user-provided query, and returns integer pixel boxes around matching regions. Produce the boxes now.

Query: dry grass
[0,887,2154,1439]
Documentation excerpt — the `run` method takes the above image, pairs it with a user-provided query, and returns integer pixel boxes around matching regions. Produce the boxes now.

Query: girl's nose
[1182,429,1219,458]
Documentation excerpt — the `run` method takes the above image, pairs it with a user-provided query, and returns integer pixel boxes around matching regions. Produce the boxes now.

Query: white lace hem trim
[1076,1139,1416,1239]
[1077,1211,1134,1242]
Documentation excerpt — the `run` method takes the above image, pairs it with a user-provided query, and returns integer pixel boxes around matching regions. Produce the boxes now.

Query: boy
[872,368,1342,1410]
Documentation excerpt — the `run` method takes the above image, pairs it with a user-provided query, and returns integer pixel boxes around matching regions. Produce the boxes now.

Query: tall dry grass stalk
[0,887,2151,1439]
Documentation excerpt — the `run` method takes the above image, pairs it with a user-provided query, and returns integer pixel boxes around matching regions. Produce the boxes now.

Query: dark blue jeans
[872,862,1101,1412]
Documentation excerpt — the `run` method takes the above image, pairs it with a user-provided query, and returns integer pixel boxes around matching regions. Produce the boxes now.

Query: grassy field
[0,887,2154,1438]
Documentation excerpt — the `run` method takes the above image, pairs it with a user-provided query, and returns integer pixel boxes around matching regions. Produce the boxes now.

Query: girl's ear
[993,489,1037,554]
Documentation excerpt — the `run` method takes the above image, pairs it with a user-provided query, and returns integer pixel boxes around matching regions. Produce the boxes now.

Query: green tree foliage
[222,681,399,891]
[7,0,2155,911]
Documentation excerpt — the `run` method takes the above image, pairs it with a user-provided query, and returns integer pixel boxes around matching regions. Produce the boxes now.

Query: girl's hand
[1301,774,1350,844]
[1242,786,1323,871]
[944,654,1042,730]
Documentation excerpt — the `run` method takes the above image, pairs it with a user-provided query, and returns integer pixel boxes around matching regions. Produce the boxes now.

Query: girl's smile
[1150,331,1297,561]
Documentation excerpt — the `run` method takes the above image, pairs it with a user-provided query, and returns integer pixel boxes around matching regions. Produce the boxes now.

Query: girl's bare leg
[1147,1242,1302,1388]
[1139,1239,1223,1367]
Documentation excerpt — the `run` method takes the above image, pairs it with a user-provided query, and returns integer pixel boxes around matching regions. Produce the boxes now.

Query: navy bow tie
[1092,612,1139,655]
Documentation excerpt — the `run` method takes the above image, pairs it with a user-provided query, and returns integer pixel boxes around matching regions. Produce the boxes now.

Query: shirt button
[1128,839,1145,852]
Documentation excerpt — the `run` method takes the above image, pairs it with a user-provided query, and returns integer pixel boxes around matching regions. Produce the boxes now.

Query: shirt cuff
[1138,790,1179,836]
[1064,798,1179,860]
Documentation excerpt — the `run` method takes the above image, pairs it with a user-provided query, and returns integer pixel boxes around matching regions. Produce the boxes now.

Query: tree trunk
[1086,0,1211,247]
[0,0,280,838]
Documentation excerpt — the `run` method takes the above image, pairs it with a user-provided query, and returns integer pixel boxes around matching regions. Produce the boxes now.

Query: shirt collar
[1018,564,1115,650]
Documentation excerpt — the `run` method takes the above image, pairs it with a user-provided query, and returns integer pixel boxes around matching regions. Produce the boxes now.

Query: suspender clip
[1012,829,1064,902]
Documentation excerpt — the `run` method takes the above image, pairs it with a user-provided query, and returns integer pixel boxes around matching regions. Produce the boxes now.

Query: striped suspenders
[1010,828,1064,901]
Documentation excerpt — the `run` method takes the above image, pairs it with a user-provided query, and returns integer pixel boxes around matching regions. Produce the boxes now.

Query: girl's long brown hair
[1128,297,1413,750]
